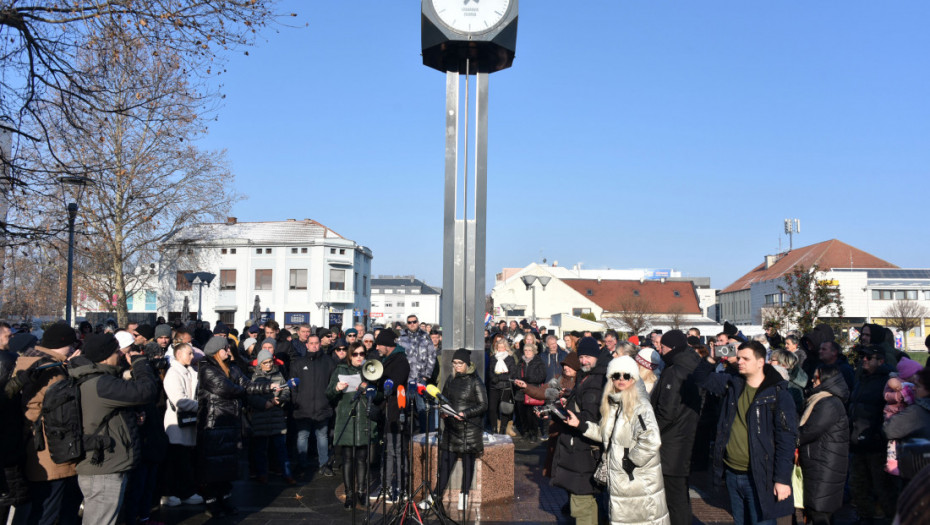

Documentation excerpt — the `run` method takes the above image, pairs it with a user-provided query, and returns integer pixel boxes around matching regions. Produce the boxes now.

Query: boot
[344,492,355,510]
[505,421,517,437]
[204,498,226,518]
[221,496,239,516]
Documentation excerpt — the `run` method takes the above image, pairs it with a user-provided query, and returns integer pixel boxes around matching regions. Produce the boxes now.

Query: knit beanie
[9,333,38,355]
[39,323,76,349]
[154,324,172,339]
[213,323,229,335]
[241,337,257,352]
[635,348,661,370]
[83,333,119,363]
[136,324,155,341]
[576,337,600,358]
[260,338,276,353]
[896,356,924,382]
[375,329,397,347]
[606,356,640,381]
[453,348,471,365]
[660,330,688,353]
[560,352,581,372]
[256,348,274,364]
[203,336,228,356]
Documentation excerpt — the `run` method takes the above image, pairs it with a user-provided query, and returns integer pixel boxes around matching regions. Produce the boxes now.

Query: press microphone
[285,378,300,389]
[396,385,407,409]
[384,379,394,396]
[416,383,427,396]
[425,384,452,406]
[365,386,376,402]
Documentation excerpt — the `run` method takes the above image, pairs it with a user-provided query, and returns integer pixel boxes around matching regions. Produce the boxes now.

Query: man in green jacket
[69,333,159,525]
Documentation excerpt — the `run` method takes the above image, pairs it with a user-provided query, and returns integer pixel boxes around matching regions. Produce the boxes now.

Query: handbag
[791,450,804,509]
[593,405,623,486]
[499,385,515,416]
[168,398,197,428]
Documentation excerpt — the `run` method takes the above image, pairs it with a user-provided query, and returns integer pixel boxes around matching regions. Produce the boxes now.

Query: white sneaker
[417,493,433,510]
[458,493,466,511]
[160,496,181,507]
[181,494,204,505]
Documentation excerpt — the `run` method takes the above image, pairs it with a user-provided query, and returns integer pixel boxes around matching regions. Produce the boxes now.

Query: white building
[157,218,373,329]
[369,276,441,326]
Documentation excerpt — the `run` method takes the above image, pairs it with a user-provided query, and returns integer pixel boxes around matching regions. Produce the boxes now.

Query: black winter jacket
[693,361,799,521]
[515,355,546,399]
[0,348,27,507]
[848,364,892,453]
[439,364,487,454]
[290,350,336,422]
[378,346,410,429]
[248,365,290,437]
[799,371,850,513]
[650,346,702,477]
[551,359,606,496]
[486,353,516,391]
[196,356,271,483]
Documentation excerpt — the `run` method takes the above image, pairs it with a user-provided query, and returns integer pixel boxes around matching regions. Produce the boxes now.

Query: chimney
[226,217,237,225]
[764,254,777,269]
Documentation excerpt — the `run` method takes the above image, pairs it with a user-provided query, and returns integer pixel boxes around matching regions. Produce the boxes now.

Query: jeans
[77,473,128,525]
[255,434,291,478]
[725,469,775,525]
[384,431,408,495]
[12,477,82,525]
[296,418,329,471]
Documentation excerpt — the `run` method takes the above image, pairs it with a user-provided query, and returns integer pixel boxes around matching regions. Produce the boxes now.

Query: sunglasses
[407,320,418,325]
[335,347,348,352]
[351,352,366,357]
[610,372,633,381]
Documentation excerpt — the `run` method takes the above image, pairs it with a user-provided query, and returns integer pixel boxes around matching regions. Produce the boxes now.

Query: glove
[4,369,33,398]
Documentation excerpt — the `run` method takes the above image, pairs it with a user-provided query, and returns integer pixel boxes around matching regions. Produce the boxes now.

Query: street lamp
[500,303,516,319]
[184,271,215,321]
[521,275,551,321]
[59,175,92,326]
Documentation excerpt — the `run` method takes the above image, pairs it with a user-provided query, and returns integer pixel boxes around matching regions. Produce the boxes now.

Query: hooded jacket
[649,346,701,477]
[290,349,336,422]
[848,362,892,453]
[397,329,436,383]
[69,354,160,475]
[439,363,487,454]
[692,361,798,521]
[582,393,670,525]
[798,369,850,513]
[551,358,607,496]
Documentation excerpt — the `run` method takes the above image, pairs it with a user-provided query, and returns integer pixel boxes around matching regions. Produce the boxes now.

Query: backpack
[37,366,114,465]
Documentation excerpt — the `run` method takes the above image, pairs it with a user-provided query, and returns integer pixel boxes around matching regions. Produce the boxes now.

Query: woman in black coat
[424,348,487,512]
[799,365,850,525]
[486,336,517,435]
[196,336,278,518]
[513,342,546,441]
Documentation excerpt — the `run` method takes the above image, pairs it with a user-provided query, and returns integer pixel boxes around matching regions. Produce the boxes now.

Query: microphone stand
[333,387,367,525]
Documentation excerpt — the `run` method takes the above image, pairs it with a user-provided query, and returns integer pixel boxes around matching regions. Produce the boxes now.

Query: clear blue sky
[200,1,930,291]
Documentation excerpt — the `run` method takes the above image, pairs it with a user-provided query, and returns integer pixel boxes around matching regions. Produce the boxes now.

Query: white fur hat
[606,355,640,380]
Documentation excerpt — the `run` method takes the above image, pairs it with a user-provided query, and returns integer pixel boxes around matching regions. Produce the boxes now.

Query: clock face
[431,0,512,34]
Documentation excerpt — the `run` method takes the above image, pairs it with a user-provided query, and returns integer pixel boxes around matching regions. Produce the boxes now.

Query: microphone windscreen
[426,384,441,398]
[286,378,300,388]
[397,386,406,409]
[417,384,427,395]
[384,379,394,393]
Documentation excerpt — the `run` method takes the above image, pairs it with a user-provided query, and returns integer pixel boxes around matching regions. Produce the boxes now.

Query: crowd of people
[1,315,930,525]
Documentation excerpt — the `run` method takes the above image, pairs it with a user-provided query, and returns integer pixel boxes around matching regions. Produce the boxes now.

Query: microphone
[384,379,394,396]
[425,384,452,406]
[396,385,407,409]
[285,378,300,389]
[365,386,376,402]
[416,383,427,396]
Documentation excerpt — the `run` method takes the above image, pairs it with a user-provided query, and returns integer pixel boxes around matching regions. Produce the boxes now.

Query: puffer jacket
[649,346,701,477]
[693,361,798,521]
[163,359,198,447]
[515,354,546,400]
[248,364,290,437]
[326,363,377,447]
[582,393,670,525]
[551,359,607,495]
[439,364,487,454]
[487,352,516,391]
[848,363,892,453]
[884,397,930,442]
[799,369,850,513]
[69,354,160,475]
[196,356,272,483]
[14,347,77,481]
[290,349,336,422]
[398,329,436,383]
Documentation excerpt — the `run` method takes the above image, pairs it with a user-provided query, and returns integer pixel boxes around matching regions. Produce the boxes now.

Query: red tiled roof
[720,239,897,294]
[563,279,702,314]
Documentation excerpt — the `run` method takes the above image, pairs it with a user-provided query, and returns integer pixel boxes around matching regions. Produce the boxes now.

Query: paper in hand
[338,373,362,392]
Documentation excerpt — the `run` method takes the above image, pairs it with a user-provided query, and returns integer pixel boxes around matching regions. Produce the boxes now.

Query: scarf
[494,351,510,374]
[800,391,833,426]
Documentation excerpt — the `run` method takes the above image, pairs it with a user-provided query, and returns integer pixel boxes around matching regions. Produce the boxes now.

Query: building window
[176,271,192,291]
[291,248,298,254]
[673,290,681,297]
[126,293,134,310]
[301,247,308,254]
[397,289,404,294]
[895,291,906,300]
[265,248,272,254]
[339,249,346,255]
[354,272,359,293]
[255,269,273,290]
[925,291,930,300]
[330,248,336,254]
[220,269,236,291]
[397,301,405,307]
[363,277,368,296]
[372,289,380,294]
[572,308,592,316]
[329,269,346,291]
[230,248,236,254]
[256,248,262,254]
[145,291,157,310]
[385,289,393,294]
[633,290,640,296]
[412,301,419,307]
[219,311,235,325]
[221,248,227,254]
[385,303,393,308]
[906,290,918,300]
[289,269,308,290]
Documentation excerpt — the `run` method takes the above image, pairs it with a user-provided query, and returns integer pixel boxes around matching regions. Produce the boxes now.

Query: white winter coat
[583,393,670,525]
[163,359,199,447]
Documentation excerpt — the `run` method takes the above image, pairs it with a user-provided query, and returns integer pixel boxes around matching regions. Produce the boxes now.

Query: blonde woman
[566,356,670,525]
[487,337,517,435]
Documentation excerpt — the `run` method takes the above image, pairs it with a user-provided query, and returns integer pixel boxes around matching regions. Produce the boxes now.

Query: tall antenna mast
[784,218,800,251]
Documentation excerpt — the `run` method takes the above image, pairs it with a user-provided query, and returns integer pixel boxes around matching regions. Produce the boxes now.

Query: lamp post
[59,176,92,326]
[520,275,551,321]
[184,272,215,321]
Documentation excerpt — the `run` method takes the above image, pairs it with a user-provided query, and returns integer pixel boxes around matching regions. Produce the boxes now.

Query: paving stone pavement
[154,436,867,524]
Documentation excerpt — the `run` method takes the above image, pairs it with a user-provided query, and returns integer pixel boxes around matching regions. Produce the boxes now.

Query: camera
[716,343,736,358]
[533,403,568,421]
